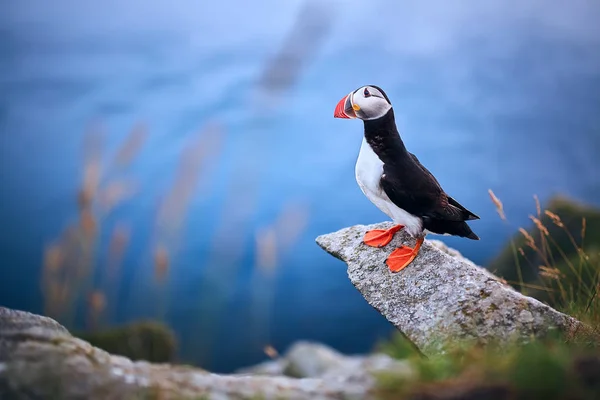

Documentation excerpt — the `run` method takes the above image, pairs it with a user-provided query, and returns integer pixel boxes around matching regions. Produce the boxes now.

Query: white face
[351,86,392,120]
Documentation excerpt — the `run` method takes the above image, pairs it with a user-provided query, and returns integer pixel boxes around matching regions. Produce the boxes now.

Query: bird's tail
[425,220,480,240]
[464,211,480,221]
[456,221,479,240]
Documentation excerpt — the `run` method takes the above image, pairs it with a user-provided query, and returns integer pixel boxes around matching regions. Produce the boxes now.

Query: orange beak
[334,93,356,119]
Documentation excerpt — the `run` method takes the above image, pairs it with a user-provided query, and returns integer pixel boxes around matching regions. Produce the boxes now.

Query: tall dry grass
[40,119,309,368]
[488,189,600,328]
[40,2,331,366]
[41,122,222,332]
[42,123,146,329]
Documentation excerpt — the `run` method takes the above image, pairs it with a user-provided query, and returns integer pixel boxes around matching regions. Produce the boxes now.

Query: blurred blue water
[1,0,600,372]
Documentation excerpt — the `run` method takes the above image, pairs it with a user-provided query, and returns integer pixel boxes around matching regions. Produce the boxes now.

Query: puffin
[334,85,480,273]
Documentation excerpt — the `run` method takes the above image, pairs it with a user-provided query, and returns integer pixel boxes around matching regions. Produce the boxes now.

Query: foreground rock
[238,341,413,383]
[317,222,593,356]
[0,307,409,400]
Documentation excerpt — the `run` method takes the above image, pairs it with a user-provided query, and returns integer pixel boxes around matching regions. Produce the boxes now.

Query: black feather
[363,107,480,239]
[422,217,480,240]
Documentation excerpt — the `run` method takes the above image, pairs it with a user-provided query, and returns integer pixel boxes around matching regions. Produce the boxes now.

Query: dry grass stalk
[43,244,64,273]
[529,215,549,236]
[519,228,538,251]
[544,210,564,228]
[539,265,563,280]
[78,188,94,210]
[79,209,97,238]
[42,124,149,326]
[89,290,107,313]
[107,224,129,277]
[156,122,223,236]
[81,126,104,205]
[256,0,333,107]
[254,203,309,275]
[506,281,556,292]
[104,224,131,321]
[150,123,224,294]
[100,180,138,212]
[114,124,148,167]
[263,345,279,359]
[533,194,541,217]
[87,290,107,330]
[81,166,101,205]
[582,218,587,241]
[153,245,170,284]
[275,203,309,252]
[255,227,278,274]
[488,189,505,221]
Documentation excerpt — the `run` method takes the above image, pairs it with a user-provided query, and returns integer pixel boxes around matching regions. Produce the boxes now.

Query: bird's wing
[447,195,480,220]
[380,153,475,222]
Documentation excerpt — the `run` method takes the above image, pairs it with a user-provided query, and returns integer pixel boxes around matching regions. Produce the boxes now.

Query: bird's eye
[364,88,371,97]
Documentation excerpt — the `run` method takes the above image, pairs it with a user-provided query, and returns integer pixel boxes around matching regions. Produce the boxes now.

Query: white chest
[354,138,423,236]
[355,138,384,198]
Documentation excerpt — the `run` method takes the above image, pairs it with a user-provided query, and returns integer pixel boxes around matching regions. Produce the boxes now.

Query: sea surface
[1,0,599,371]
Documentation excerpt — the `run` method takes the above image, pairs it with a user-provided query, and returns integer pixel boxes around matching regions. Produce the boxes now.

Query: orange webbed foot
[386,237,424,272]
[363,225,404,247]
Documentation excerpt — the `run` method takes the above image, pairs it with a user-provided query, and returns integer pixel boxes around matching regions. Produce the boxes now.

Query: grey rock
[316,222,594,356]
[284,341,348,378]
[236,358,286,376]
[282,341,414,384]
[238,341,414,387]
[319,352,414,386]
[0,307,70,362]
[0,308,398,400]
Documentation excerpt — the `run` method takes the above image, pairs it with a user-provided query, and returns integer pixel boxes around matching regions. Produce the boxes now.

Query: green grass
[376,337,600,400]
[75,320,177,363]
[374,195,600,400]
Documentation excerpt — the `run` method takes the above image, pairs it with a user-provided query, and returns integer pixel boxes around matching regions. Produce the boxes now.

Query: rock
[238,341,414,386]
[316,222,594,356]
[0,307,70,362]
[284,341,348,378]
[237,358,286,376]
[0,307,404,400]
[319,352,414,386]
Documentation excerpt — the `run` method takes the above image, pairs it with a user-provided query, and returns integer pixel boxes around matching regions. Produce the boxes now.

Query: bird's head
[334,85,392,121]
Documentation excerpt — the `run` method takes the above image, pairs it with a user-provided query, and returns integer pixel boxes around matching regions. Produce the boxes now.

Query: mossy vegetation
[374,195,600,400]
[376,336,600,400]
[75,320,177,363]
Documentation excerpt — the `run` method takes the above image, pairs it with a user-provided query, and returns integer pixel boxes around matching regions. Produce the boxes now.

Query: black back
[363,109,480,240]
